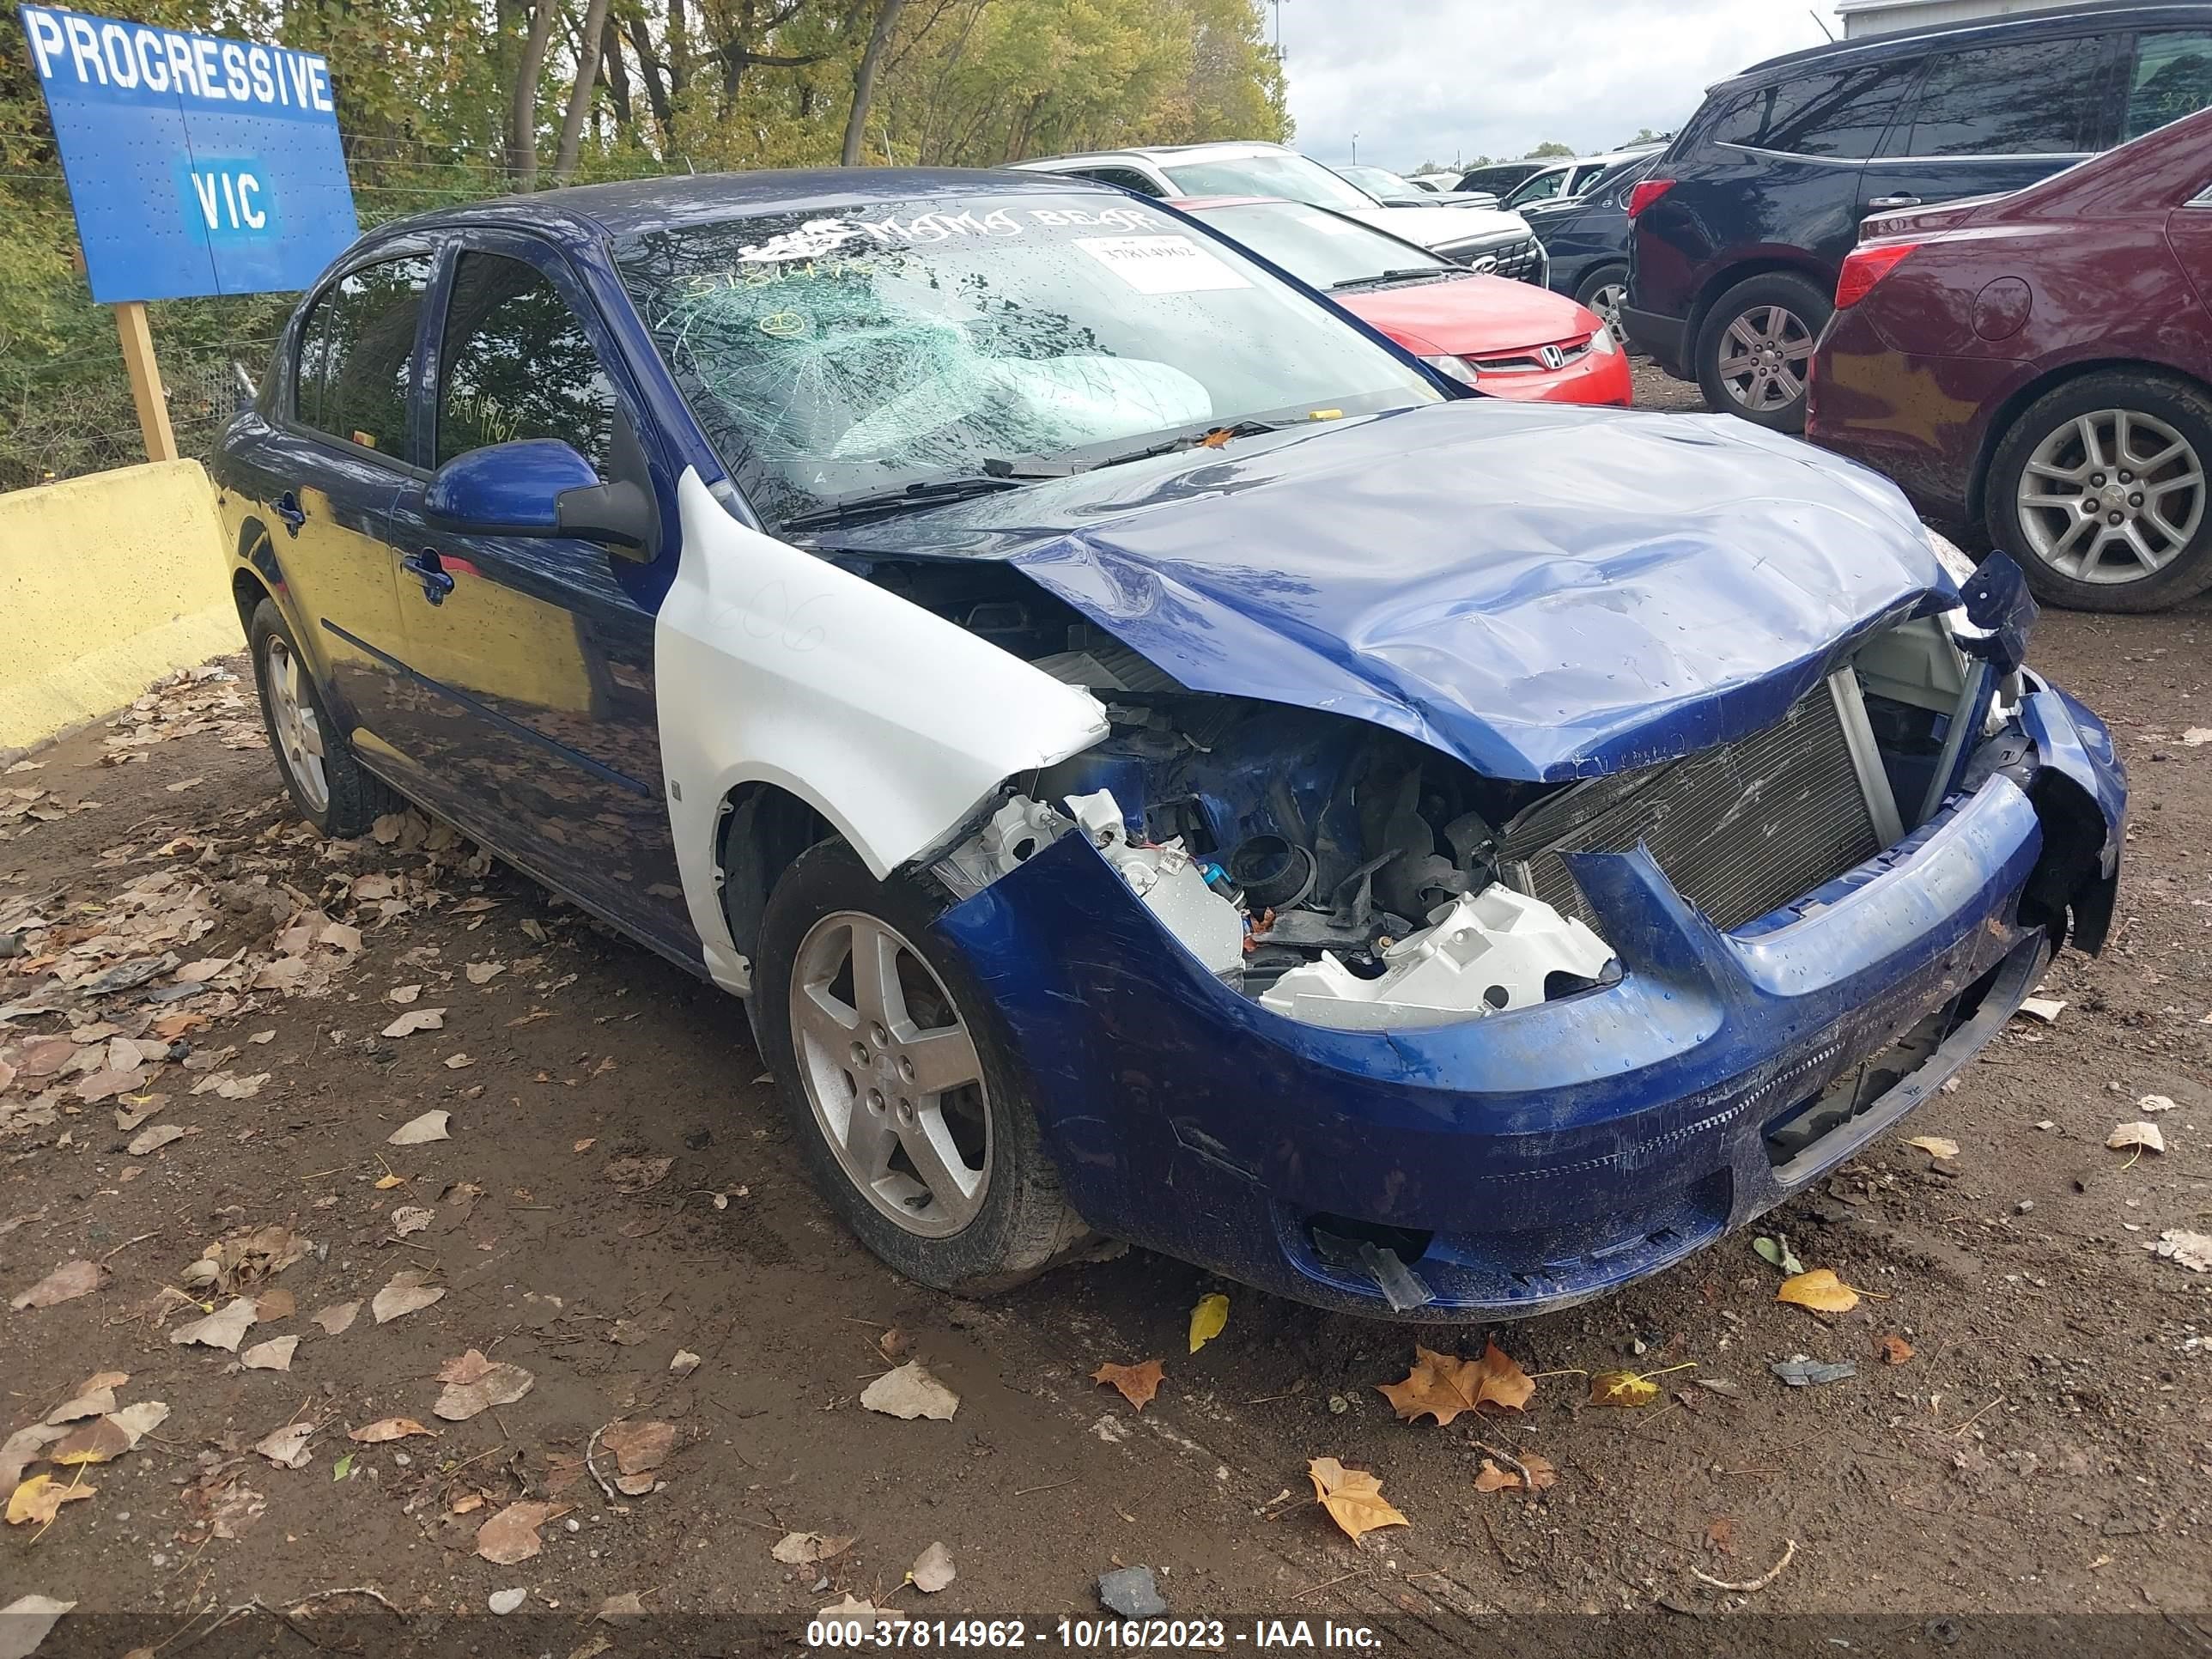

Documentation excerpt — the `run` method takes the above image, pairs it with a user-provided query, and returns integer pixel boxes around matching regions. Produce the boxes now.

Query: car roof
[1726,1,2212,87]
[1018,141,1291,167]
[364,165,1099,244]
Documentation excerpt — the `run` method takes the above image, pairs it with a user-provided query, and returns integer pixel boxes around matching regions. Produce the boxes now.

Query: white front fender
[655,469,1109,989]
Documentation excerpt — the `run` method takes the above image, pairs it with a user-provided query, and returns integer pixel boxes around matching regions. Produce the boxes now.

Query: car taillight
[1626,178,1675,218]
[1835,241,1920,308]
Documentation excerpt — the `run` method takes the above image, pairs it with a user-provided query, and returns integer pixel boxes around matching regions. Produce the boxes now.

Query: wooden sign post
[113,301,179,464]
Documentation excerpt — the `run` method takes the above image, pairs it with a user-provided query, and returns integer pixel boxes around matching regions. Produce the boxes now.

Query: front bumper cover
[933,685,2124,1320]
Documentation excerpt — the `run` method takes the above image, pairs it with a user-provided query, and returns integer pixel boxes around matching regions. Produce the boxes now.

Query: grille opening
[1497,678,1886,935]
[1309,1214,1433,1269]
[1761,955,2008,1166]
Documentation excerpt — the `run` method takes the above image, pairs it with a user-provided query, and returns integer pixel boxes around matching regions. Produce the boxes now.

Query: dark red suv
[1808,107,2212,611]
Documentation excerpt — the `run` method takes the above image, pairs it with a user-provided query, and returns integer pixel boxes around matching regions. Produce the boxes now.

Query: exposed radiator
[1495,679,1884,934]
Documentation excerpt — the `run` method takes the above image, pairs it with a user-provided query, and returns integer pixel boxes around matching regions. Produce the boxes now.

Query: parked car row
[212,161,2125,1322]
[1609,1,2212,610]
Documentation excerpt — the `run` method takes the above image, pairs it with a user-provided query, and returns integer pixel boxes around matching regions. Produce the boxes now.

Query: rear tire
[1693,270,1828,432]
[1575,263,1628,344]
[755,840,1090,1295]
[1984,370,2212,613]
[246,598,398,838]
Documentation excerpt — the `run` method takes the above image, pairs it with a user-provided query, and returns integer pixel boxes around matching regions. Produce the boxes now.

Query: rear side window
[434,252,618,471]
[2125,30,2212,141]
[1902,37,2103,155]
[1709,62,1916,158]
[1078,166,1166,198]
[295,255,434,458]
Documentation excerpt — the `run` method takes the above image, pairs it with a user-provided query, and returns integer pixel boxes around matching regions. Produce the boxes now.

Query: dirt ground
[3,473,2209,1652]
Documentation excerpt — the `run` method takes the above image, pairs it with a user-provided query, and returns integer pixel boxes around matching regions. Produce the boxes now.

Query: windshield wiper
[1330,267,1458,291]
[779,474,1026,531]
[1083,418,1298,472]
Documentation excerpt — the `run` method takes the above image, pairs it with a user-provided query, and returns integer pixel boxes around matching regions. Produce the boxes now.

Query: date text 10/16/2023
[804,1618,1384,1650]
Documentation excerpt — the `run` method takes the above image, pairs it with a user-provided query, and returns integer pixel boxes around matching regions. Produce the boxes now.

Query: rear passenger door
[1860,30,2112,222]
[222,247,437,754]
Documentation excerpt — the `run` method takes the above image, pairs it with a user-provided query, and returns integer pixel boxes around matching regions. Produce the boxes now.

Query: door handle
[403,548,455,605]
[1866,194,1922,210]
[273,491,307,537]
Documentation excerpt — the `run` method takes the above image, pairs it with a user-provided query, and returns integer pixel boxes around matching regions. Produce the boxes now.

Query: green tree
[1522,139,1573,158]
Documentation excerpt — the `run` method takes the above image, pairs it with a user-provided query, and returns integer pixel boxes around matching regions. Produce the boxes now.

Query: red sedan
[1808,107,2212,612]
[1176,197,1631,408]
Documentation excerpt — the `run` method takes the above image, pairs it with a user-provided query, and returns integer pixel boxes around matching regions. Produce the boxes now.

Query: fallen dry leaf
[1880,1334,1916,1365]
[386,983,421,1005]
[1707,1516,1736,1553]
[670,1350,702,1376]
[49,1419,130,1467]
[909,1540,956,1593]
[257,1288,295,1322]
[390,1206,434,1237]
[370,1270,443,1324]
[600,1419,676,1476]
[380,1009,447,1038]
[1777,1267,1862,1314]
[442,1053,474,1070]
[386,1109,450,1146]
[1589,1370,1662,1407]
[0,1426,66,1491]
[1903,1135,1958,1159]
[252,1423,313,1468]
[771,1530,857,1565]
[6,1473,94,1527]
[44,1389,115,1425]
[349,1417,436,1444]
[0,1593,74,1657]
[860,1362,958,1421]
[2107,1121,2166,1154]
[1473,1453,1557,1492]
[603,1155,672,1194]
[312,1301,360,1335]
[1307,1457,1408,1541]
[1376,1340,1533,1425]
[125,1124,185,1156]
[2137,1093,2177,1114]
[435,1362,534,1422]
[169,1298,257,1352]
[1092,1359,1164,1413]
[475,1500,568,1565]
[465,961,505,985]
[240,1336,298,1372]
[1188,1291,1229,1354]
[2145,1230,2212,1273]
[11,1260,108,1311]
[436,1349,496,1385]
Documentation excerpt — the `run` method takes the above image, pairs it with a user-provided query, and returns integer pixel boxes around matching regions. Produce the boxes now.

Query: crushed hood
[815,399,1955,782]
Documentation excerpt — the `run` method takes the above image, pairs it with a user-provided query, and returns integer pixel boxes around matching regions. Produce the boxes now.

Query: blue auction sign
[17,4,359,302]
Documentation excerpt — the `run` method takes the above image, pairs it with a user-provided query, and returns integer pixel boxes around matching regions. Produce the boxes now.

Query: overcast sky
[1282,1,1840,172]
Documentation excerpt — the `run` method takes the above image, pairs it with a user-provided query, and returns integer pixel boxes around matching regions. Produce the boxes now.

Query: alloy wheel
[789,910,991,1237]
[2015,409,2206,586]
[1714,303,1814,411]
[1591,281,1626,343]
[264,635,330,814]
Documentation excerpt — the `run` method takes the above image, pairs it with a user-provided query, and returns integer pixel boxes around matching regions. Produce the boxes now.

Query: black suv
[1625,2,2212,429]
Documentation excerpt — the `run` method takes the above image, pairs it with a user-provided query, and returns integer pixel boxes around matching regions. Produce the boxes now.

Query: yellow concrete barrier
[0,459,238,753]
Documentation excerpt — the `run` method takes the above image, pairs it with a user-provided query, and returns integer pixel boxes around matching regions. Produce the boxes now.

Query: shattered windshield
[614,192,1438,529]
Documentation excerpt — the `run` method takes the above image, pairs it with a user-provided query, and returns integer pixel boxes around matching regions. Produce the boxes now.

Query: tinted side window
[1905,37,2103,155]
[301,256,434,457]
[1710,62,1916,158]
[1078,166,1165,198]
[292,295,334,430]
[2125,30,2212,141]
[435,252,617,471]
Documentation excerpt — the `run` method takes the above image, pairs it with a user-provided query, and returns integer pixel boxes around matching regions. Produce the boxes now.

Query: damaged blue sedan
[212,168,2124,1319]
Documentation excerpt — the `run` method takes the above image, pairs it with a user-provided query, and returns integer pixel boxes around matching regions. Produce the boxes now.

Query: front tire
[1984,370,2212,613]
[1693,270,1827,432]
[247,598,396,837]
[755,841,1089,1294]
[1575,264,1628,345]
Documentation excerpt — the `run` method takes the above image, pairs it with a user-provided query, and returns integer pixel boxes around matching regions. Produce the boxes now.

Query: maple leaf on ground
[1777,1267,1862,1314]
[1307,1457,1408,1541]
[1473,1453,1557,1492]
[1589,1369,1661,1407]
[1091,1360,1164,1413]
[1376,1340,1532,1425]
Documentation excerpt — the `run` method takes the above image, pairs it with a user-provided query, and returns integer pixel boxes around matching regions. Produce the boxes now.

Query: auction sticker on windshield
[1077,234,1252,295]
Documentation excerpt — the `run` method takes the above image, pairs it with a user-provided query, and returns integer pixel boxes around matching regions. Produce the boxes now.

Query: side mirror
[424,438,657,561]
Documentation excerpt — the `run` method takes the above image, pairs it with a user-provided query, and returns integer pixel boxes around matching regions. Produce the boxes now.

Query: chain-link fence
[0,333,281,490]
